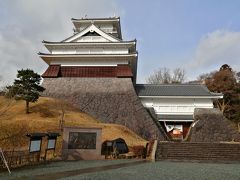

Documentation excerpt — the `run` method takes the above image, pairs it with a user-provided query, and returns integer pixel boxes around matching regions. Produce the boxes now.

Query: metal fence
[0,150,41,170]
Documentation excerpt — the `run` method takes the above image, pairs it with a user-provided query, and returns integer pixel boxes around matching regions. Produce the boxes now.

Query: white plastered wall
[140,97,214,115]
[51,59,129,66]
[51,48,128,55]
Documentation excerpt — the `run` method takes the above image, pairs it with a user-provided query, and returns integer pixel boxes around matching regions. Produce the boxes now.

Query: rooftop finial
[85,14,87,18]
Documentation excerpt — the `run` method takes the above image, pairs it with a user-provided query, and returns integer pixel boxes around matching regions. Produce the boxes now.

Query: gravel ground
[1,160,240,180]
[0,159,138,179]
[61,161,240,180]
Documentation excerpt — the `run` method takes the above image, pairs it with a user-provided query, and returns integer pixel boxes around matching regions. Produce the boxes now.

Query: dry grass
[0,96,147,152]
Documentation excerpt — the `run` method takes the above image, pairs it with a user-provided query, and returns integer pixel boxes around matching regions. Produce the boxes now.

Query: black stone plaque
[68,132,97,149]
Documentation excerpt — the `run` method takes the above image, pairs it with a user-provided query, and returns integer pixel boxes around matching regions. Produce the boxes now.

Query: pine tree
[6,69,45,114]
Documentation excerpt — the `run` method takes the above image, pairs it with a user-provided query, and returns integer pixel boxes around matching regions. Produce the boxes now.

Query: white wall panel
[76,36,109,42]
[51,48,128,55]
[51,59,128,66]
[140,97,214,115]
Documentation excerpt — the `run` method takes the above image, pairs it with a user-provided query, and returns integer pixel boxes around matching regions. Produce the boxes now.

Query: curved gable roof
[63,24,120,42]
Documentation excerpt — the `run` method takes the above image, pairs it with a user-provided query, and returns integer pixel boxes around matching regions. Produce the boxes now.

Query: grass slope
[0,96,147,151]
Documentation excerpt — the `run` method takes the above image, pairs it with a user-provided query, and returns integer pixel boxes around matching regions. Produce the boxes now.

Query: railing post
[0,148,11,175]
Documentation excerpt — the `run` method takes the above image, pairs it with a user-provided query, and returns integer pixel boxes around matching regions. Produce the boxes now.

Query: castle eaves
[71,17,120,22]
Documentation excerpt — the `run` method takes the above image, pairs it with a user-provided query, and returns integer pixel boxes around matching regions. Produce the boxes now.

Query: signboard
[166,124,183,133]
[68,132,96,149]
[47,139,56,150]
[29,140,41,153]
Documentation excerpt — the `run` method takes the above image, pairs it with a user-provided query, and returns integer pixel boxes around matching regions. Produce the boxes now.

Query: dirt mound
[0,96,147,151]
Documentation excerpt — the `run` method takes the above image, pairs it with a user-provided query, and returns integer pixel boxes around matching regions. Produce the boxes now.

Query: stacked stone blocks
[42,77,168,141]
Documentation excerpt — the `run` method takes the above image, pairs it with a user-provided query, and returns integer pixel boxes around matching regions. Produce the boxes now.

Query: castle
[39,17,222,141]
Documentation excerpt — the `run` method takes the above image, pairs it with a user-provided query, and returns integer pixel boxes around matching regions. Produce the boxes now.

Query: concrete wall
[42,77,168,141]
[62,127,103,160]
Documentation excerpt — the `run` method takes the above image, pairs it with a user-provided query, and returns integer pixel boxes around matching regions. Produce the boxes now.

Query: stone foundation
[42,77,168,140]
[189,108,240,142]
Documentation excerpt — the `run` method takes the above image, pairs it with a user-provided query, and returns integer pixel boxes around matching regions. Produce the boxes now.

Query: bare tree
[59,102,66,131]
[236,72,240,83]
[172,68,186,83]
[146,67,186,84]
[54,99,71,131]
[197,71,216,83]
[215,98,230,113]
[0,75,4,95]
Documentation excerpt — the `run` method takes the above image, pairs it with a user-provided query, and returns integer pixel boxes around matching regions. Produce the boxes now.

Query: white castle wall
[140,98,213,115]
[50,59,129,66]
[51,48,128,55]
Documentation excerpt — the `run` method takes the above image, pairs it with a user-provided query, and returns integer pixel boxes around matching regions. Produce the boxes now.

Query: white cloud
[0,0,120,87]
[188,30,240,72]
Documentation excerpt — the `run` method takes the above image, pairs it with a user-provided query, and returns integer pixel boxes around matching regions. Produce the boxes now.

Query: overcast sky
[0,0,240,86]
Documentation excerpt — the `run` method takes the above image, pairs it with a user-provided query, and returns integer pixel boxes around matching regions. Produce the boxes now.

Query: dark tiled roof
[38,52,137,56]
[61,66,116,77]
[71,17,120,21]
[116,65,133,77]
[26,133,46,138]
[42,65,60,78]
[157,114,193,120]
[135,84,220,96]
[42,40,136,44]
[42,65,133,78]
[47,132,60,138]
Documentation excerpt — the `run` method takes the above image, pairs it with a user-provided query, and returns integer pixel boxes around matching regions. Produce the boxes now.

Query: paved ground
[1,160,240,180]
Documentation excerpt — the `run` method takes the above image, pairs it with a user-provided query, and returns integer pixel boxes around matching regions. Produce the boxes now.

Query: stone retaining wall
[189,108,240,142]
[42,77,168,141]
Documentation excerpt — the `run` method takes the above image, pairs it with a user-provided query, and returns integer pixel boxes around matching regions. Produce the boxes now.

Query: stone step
[160,157,240,160]
[164,152,240,155]
[159,143,240,146]
[163,152,240,155]
[160,145,240,148]
[162,153,240,157]
[165,153,240,155]
[158,157,240,162]
[156,142,240,161]
[163,150,240,154]
[160,155,240,158]
[163,150,240,153]
[161,146,240,148]
[164,154,240,157]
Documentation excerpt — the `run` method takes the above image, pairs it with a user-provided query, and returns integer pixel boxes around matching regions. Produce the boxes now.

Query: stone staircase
[157,142,240,162]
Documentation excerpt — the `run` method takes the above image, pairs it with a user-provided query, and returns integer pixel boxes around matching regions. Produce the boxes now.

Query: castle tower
[39,17,168,140]
[39,17,138,83]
